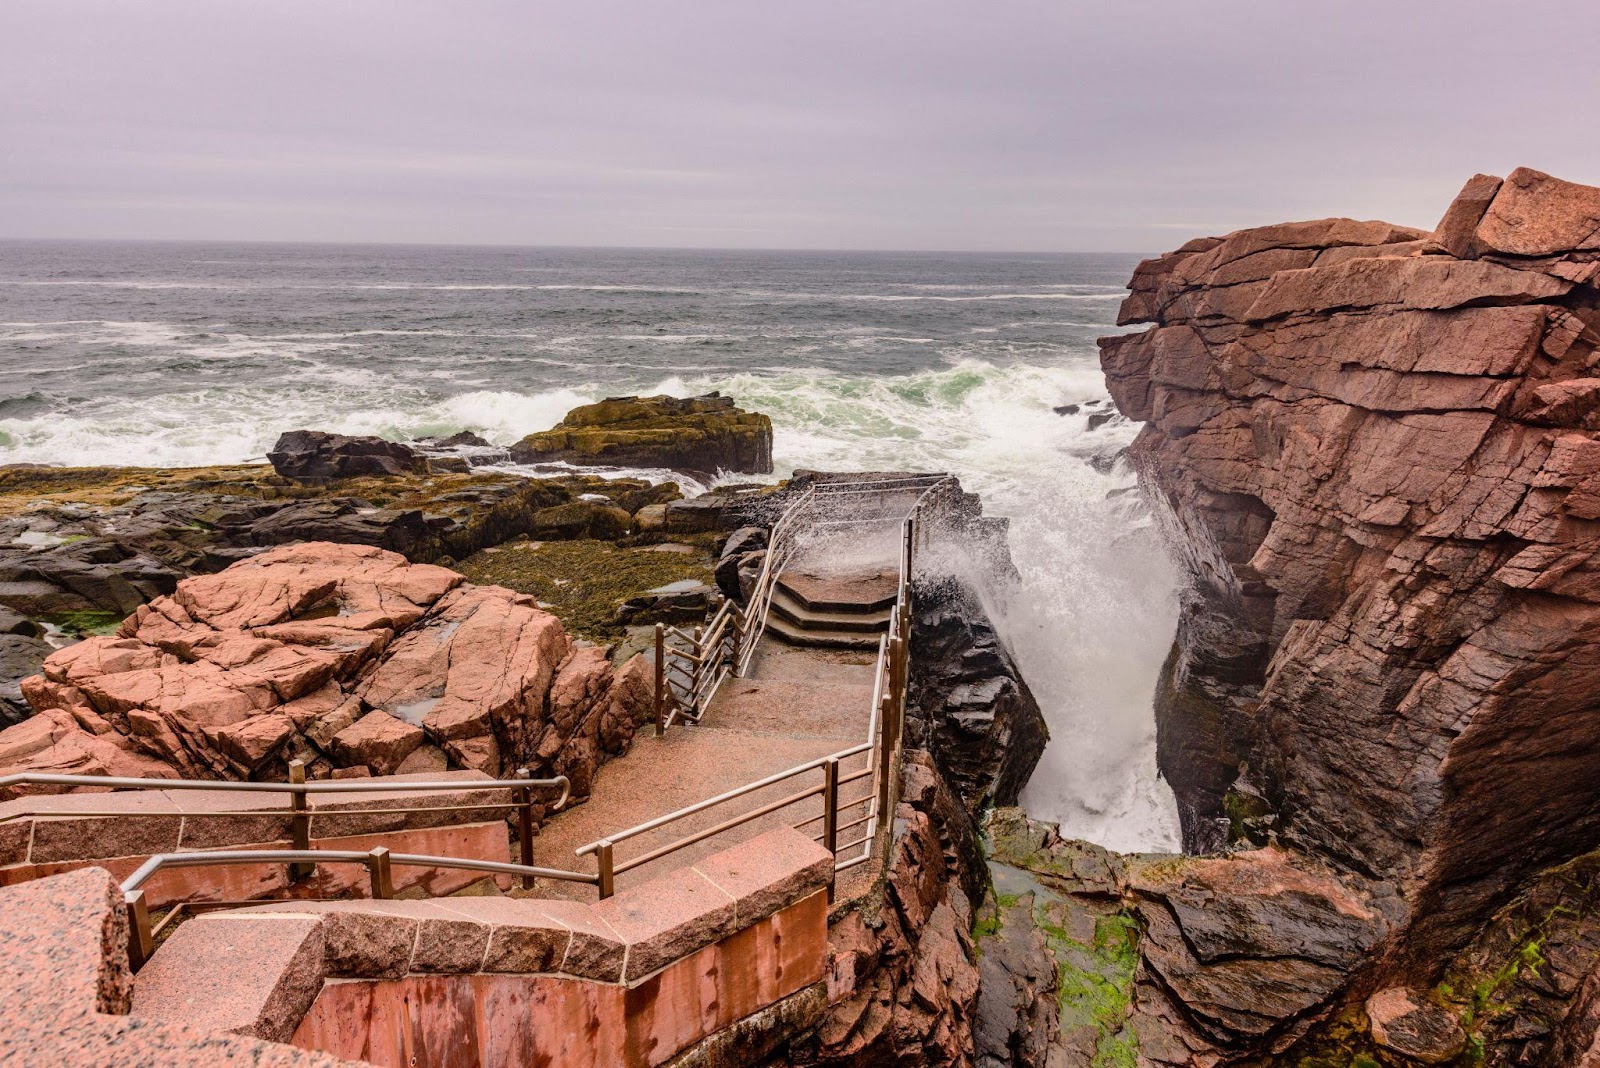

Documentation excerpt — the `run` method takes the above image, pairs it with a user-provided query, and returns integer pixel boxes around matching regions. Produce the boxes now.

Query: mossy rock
[457,538,714,641]
[509,393,773,476]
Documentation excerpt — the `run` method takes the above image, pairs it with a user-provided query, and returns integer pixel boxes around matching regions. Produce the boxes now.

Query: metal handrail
[592,474,954,899]
[0,770,571,807]
[121,846,598,971]
[2,766,571,893]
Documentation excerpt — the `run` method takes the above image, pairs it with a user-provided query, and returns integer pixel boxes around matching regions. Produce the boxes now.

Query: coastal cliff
[1100,167,1600,1021]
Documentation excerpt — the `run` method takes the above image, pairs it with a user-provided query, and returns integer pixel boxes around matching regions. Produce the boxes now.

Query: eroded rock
[0,542,653,797]
[1099,168,1600,975]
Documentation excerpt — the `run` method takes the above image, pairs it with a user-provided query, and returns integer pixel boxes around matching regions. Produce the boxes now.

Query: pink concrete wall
[290,891,828,1068]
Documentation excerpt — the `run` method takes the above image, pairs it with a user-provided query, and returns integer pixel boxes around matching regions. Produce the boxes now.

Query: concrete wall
[130,828,835,1068]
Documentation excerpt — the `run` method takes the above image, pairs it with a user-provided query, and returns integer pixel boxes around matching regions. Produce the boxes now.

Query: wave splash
[0,353,1181,851]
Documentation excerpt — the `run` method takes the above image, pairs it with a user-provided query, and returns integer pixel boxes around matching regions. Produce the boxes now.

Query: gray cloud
[2,0,1597,250]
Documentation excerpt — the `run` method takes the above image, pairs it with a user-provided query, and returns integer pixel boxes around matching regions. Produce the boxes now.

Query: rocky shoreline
[12,170,1600,1067]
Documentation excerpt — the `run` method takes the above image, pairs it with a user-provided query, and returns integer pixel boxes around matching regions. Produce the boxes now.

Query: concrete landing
[529,640,880,899]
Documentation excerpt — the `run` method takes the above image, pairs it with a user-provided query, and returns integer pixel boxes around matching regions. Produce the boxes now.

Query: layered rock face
[1100,168,1600,969]
[509,392,774,476]
[0,542,652,797]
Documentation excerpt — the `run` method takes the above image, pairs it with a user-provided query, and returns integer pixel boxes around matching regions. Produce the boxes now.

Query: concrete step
[775,570,898,613]
[769,586,891,634]
[765,613,884,650]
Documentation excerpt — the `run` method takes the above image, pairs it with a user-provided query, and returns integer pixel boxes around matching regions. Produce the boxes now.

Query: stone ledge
[217,826,831,987]
[0,867,341,1067]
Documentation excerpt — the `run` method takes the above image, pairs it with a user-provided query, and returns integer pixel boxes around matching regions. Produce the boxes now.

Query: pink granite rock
[328,710,424,776]
[1099,167,1600,978]
[0,542,659,807]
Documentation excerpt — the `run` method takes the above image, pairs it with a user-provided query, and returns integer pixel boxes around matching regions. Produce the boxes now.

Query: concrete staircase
[766,568,896,650]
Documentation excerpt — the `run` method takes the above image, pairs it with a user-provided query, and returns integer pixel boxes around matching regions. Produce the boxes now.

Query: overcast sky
[3,1,1598,252]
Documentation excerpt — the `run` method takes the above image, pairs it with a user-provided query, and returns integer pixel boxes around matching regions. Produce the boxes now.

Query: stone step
[775,570,898,613]
[765,613,885,650]
[769,585,891,634]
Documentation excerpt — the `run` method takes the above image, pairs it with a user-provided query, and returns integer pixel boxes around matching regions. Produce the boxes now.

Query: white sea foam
[0,338,1179,852]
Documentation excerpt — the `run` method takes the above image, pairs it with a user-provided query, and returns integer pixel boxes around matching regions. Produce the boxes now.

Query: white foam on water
[0,346,1181,851]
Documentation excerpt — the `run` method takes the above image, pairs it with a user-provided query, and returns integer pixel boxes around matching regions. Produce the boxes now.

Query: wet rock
[906,575,1048,815]
[528,500,632,540]
[267,430,427,481]
[1099,167,1600,970]
[0,633,51,727]
[714,526,768,601]
[1365,988,1466,1064]
[614,581,718,626]
[509,392,773,477]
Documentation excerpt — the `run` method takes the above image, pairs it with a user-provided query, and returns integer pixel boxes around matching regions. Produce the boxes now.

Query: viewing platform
[0,471,961,1068]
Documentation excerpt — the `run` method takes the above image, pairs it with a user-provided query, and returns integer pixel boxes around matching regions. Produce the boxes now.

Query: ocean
[0,239,1182,851]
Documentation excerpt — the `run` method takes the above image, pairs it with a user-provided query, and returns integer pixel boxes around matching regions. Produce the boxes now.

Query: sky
[2,1,1599,252]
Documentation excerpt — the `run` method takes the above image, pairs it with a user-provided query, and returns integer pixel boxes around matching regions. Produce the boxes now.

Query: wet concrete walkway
[529,638,881,899]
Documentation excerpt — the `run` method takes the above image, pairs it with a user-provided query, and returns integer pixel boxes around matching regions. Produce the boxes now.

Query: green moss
[457,539,713,641]
[1037,905,1141,1067]
[42,610,123,637]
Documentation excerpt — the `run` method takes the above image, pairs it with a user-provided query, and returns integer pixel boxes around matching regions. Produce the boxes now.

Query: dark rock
[1365,988,1466,1064]
[0,607,43,638]
[429,431,491,448]
[509,393,773,477]
[267,430,426,480]
[0,633,50,727]
[614,582,718,626]
[528,501,632,541]
[1053,404,1081,416]
[906,575,1048,815]
[663,486,778,534]
[1086,410,1120,431]
[715,527,769,601]
[973,886,1059,1068]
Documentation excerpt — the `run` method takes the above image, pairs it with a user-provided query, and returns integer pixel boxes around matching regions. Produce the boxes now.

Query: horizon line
[0,234,1160,258]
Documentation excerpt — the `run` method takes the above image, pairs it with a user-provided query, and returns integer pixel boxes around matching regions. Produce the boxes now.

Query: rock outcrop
[979,808,1399,1067]
[907,575,1049,816]
[1100,168,1600,976]
[0,465,678,623]
[0,542,654,796]
[784,751,988,1066]
[268,430,428,480]
[509,392,774,477]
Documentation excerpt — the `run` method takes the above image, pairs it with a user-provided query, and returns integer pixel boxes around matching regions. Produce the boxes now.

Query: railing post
[288,760,313,881]
[125,889,153,971]
[654,623,666,736]
[367,846,394,899]
[822,758,840,903]
[691,625,705,717]
[875,692,894,835]
[516,766,536,890]
[597,840,616,899]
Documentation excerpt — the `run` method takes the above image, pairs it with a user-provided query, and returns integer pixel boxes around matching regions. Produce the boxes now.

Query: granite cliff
[1092,167,1600,1059]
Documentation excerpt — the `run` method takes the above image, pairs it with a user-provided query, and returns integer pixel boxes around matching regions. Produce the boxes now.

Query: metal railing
[649,474,954,734]
[2,764,589,967]
[584,474,956,900]
[121,846,599,971]
[652,485,817,733]
[0,765,570,886]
